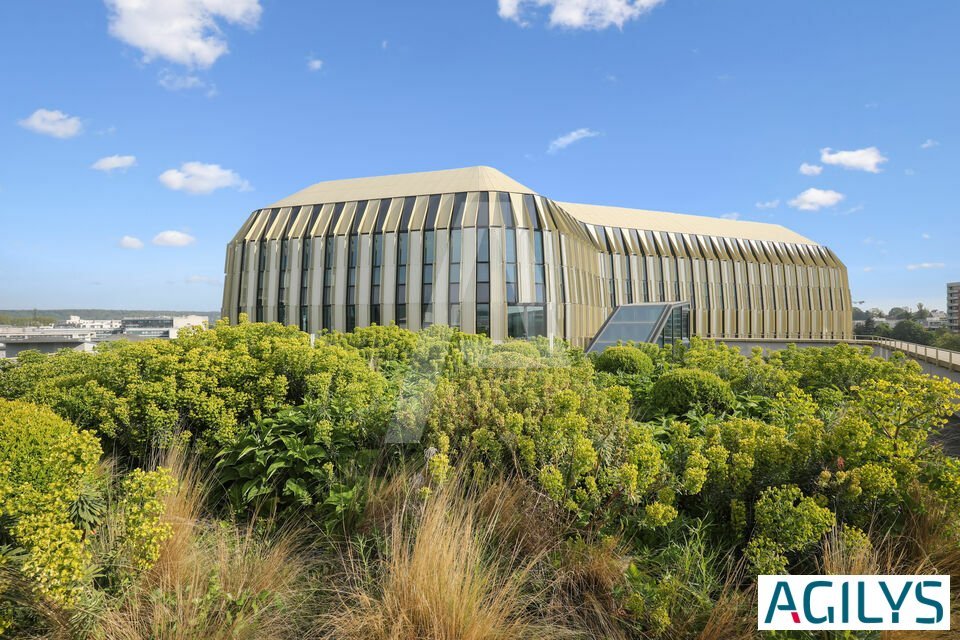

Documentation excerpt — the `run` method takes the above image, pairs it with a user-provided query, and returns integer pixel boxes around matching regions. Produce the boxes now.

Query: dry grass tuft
[95,450,313,640]
[695,567,756,640]
[475,477,561,558]
[546,536,629,640]
[320,478,571,640]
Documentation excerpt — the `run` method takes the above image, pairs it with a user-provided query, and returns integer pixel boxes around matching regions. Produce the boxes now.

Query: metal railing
[853,335,960,373]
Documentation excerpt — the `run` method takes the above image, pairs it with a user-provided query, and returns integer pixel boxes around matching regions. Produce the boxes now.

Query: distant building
[0,335,97,358]
[121,315,208,339]
[64,315,121,330]
[920,310,948,330]
[949,282,960,333]
[0,314,208,358]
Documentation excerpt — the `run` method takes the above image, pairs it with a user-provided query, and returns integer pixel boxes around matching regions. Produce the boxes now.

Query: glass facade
[507,304,546,339]
[476,193,491,336]
[396,196,414,328]
[299,205,321,331]
[503,193,518,306]
[277,238,289,325]
[448,192,465,328]
[421,195,440,328]
[370,199,389,326]
[255,238,266,322]
[346,201,366,332]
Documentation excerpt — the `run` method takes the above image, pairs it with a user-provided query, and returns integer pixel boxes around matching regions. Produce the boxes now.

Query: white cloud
[755,199,780,210]
[92,154,137,172]
[105,0,262,69]
[820,146,888,173]
[499,0,665,29]
[864,101,879,109]
[18,108,82,138]
[158,161,251,194]
[799,162,822,176]
[118,235,144,249]
[153,230,196,247]
[186,274,220,285]
[863,266,875,272]
[157,69,208,91]
[921,138,939,149]
[547,127,600,153]
[307,56,323,71]
[788,188,845,211]
[904,168,916,176]
[862,236,885,246]
[906,262,945,271]
[381,40,389,50]
[720,212,741,220]
[921,232,931,240]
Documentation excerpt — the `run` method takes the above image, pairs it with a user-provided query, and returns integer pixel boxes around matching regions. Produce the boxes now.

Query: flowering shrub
[750,484,835,571]
[0,399,101,607]
[116,468,176,575]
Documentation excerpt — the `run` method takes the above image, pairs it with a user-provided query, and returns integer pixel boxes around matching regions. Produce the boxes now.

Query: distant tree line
[0,313,58,327]
[853,304,960,350]
[0,309,220,324]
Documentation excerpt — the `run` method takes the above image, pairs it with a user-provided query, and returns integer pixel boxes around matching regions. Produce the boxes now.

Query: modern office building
[222,167,852,348]
[948,282,960,333]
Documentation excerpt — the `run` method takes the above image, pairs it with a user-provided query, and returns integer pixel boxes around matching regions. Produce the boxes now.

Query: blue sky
[1,0,957,312]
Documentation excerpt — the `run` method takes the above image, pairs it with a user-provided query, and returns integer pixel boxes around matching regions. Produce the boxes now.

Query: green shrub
[681,339,799,398]
[0,321,393,460]
[777,342,919,393]
[650,369,735,415]
[495,340,542,360]
[594,345,654,377]
[425,347,667,524]
[322,324,419,370]
[215,405,377,527]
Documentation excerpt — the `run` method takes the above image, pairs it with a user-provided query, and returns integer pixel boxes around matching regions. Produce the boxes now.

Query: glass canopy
[586,302,692,353]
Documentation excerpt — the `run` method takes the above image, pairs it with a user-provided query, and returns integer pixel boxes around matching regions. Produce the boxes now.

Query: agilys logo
[758,575,950,631]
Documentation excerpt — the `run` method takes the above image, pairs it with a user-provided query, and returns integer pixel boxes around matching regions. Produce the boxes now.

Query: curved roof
[265,166,818,246]
[557,201,818,246]
[269,166,534,207]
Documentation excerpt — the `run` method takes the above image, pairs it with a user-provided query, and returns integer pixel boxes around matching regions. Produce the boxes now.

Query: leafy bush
[650,369,736,416]
[322,324,419,371]
[0,321,393,460]
[776,342,918,393]
[215,406,376,528]
[593,345,654,377]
